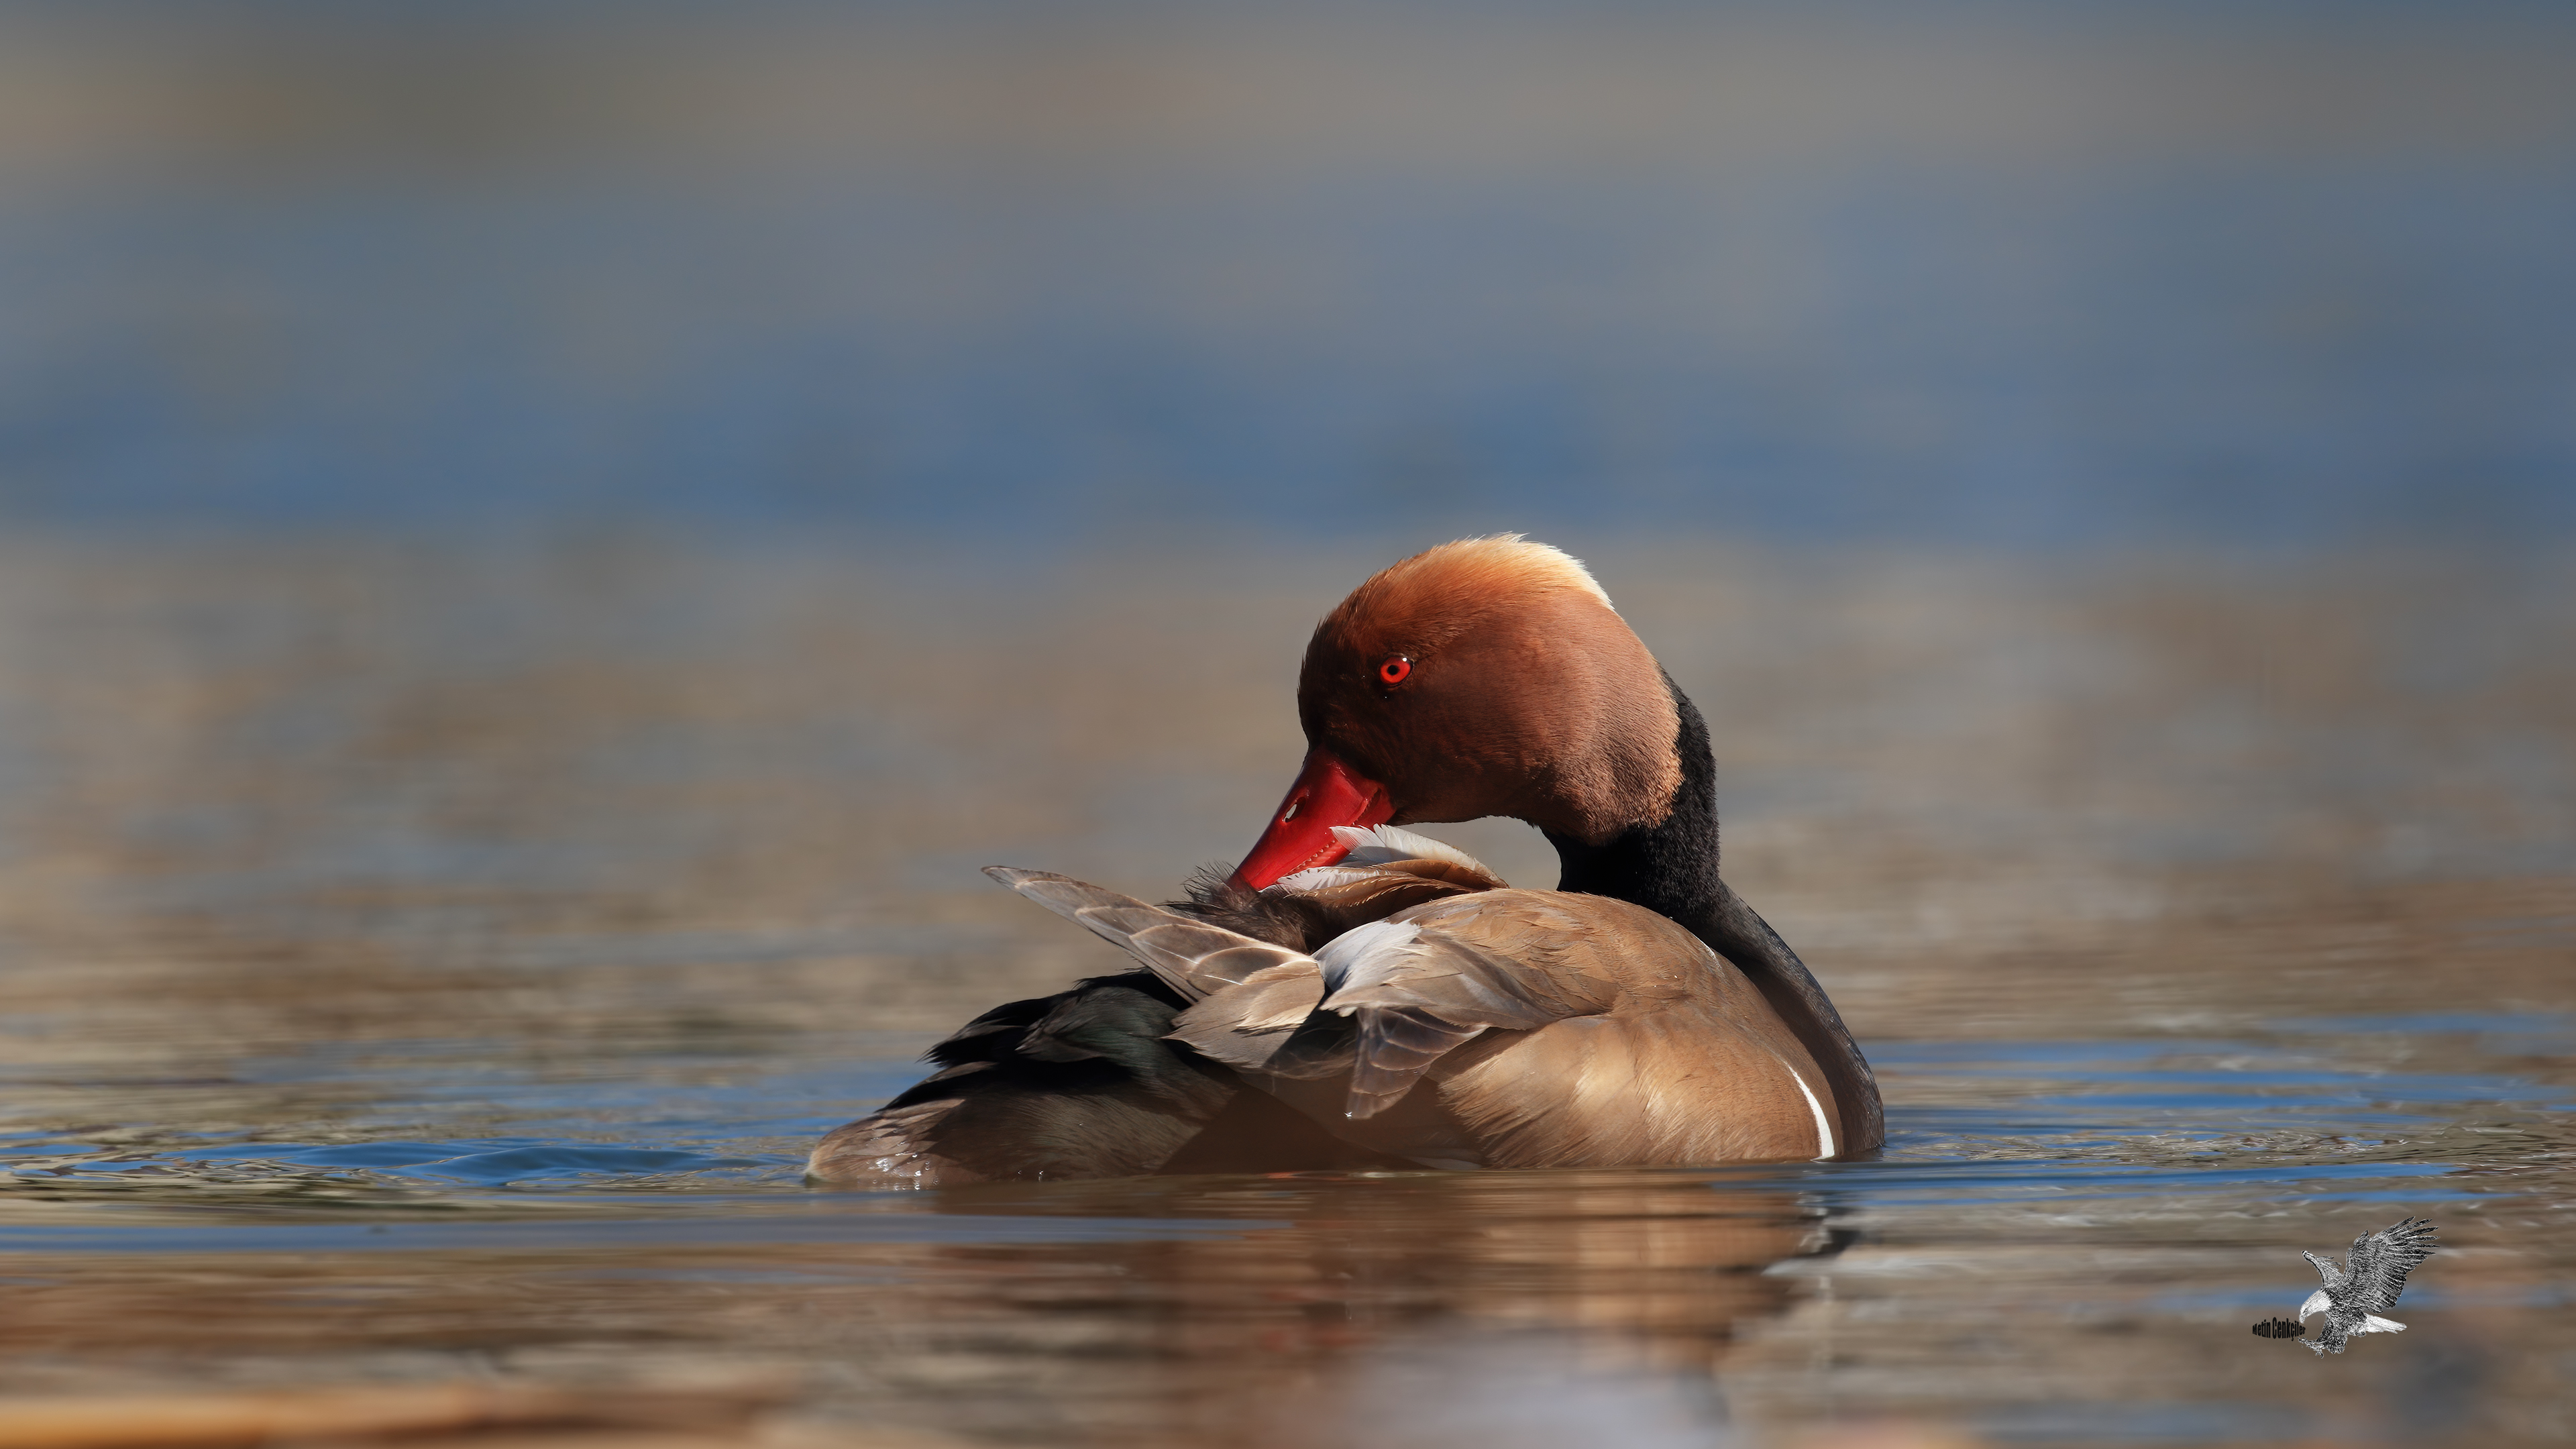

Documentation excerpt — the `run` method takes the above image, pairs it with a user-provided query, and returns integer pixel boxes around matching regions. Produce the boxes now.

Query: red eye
[1377,656,1412,686]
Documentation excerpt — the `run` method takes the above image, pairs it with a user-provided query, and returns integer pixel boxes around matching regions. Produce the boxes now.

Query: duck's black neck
[1544,675,1883,1153]
[1547,672,1726,924]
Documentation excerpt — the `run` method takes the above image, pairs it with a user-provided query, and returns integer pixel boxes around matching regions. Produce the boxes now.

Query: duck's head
[1229,536,1684,890]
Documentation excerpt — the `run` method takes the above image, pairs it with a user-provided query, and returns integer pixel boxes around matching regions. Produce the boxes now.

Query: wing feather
[1346,1007,1487,1120]
[2345,1218,2438,1313]
[1165,961,1330,1071]
[1301,915,1619,1119]
[1325,824,1507,878]
[1173,907,1623,1121]
[985,867,1318,1004]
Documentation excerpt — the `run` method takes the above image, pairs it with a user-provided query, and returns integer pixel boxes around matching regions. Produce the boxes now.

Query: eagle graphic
[2289,1216,2438,1355]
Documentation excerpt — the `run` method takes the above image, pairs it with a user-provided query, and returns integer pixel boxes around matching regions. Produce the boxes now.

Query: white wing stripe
[1768,1050,1836,1161]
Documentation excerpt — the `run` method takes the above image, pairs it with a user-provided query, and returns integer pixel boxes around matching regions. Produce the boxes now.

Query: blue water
[8,1025,2562,1228]
[9,0,2576,558]
[10,172,2571,547]
[4,1010,2563,1442]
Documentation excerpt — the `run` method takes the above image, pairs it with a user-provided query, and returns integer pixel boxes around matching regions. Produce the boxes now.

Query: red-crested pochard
[810,537,1881,1185]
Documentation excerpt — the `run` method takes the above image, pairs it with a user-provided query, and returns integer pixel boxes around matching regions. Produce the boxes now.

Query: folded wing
[1309,916,1620,1118]
[994,863,1613,1128]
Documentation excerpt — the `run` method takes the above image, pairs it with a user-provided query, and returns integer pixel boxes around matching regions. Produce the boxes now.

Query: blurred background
[3,0,2569,906]
[7,0,2576,545]
[1,3,2573,1447]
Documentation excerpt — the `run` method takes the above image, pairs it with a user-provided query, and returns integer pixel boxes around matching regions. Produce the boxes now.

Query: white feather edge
[1764,1048,1837,1161]
[1272,865,1387,893]
[1311,918,1424,998]
[1342,824,1498,871]
[1268,827,1503,895]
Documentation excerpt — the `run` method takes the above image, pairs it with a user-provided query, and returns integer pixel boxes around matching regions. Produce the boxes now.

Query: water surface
[2,539,2569,1446]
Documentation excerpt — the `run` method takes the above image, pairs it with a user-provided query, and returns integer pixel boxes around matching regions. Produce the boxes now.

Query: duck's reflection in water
[844,1170,1831,1443]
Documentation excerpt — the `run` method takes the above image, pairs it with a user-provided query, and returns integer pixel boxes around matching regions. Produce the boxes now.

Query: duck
[808,536,1881,1185]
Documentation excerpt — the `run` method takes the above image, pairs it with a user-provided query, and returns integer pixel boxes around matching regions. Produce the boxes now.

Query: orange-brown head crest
[1297,537,1682,843]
